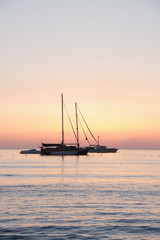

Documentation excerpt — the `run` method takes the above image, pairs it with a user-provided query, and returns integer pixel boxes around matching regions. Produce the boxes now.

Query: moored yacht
[40,94,89,156]
[41,143,88,156]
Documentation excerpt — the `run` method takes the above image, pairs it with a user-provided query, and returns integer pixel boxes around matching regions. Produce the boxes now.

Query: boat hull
[50,149,88,156]
[89,146,118,153]
[40,146,89,156]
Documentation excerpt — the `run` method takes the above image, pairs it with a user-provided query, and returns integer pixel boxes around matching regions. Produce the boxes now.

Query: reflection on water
[60,156,79,182]
[0,149,160,239]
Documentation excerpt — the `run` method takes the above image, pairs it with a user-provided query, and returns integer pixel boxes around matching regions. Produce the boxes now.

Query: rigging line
[63,101,78,143]
[78,118,91,146]
[77,105,99,145]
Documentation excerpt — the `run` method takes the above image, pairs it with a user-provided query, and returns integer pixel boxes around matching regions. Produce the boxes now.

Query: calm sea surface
[0,149,160,240]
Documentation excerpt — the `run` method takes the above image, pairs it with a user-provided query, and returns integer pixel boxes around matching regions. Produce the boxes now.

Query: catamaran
[40,94,89,155]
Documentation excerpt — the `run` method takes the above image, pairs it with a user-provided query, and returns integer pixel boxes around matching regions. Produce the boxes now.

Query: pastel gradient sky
[0,0,160,149]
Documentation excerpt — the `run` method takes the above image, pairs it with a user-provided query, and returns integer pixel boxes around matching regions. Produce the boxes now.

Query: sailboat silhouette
[40,94,89,155]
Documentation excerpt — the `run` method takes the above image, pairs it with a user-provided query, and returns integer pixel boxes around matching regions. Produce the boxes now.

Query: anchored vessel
[40,94,89,156]
[75,106,118,153]
[89,145,118,153]
[20,149,40,154]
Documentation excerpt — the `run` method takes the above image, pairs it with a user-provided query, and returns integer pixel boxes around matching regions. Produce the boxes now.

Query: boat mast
[61,93,64,145]
[98,136,100,146]
[75,103,79,148]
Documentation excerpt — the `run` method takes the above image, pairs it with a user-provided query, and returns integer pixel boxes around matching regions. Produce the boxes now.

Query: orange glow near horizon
[1,100,160,150]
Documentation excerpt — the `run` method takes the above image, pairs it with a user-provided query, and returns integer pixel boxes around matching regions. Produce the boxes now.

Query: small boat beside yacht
[89,145,118,153]
[76,106,118,153]
[20,149,40,154]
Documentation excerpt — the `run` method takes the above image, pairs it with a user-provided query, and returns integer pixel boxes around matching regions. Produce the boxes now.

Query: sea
[0,149,160,240]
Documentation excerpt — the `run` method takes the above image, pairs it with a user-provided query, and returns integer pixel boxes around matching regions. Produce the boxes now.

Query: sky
[0,0,160,149]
